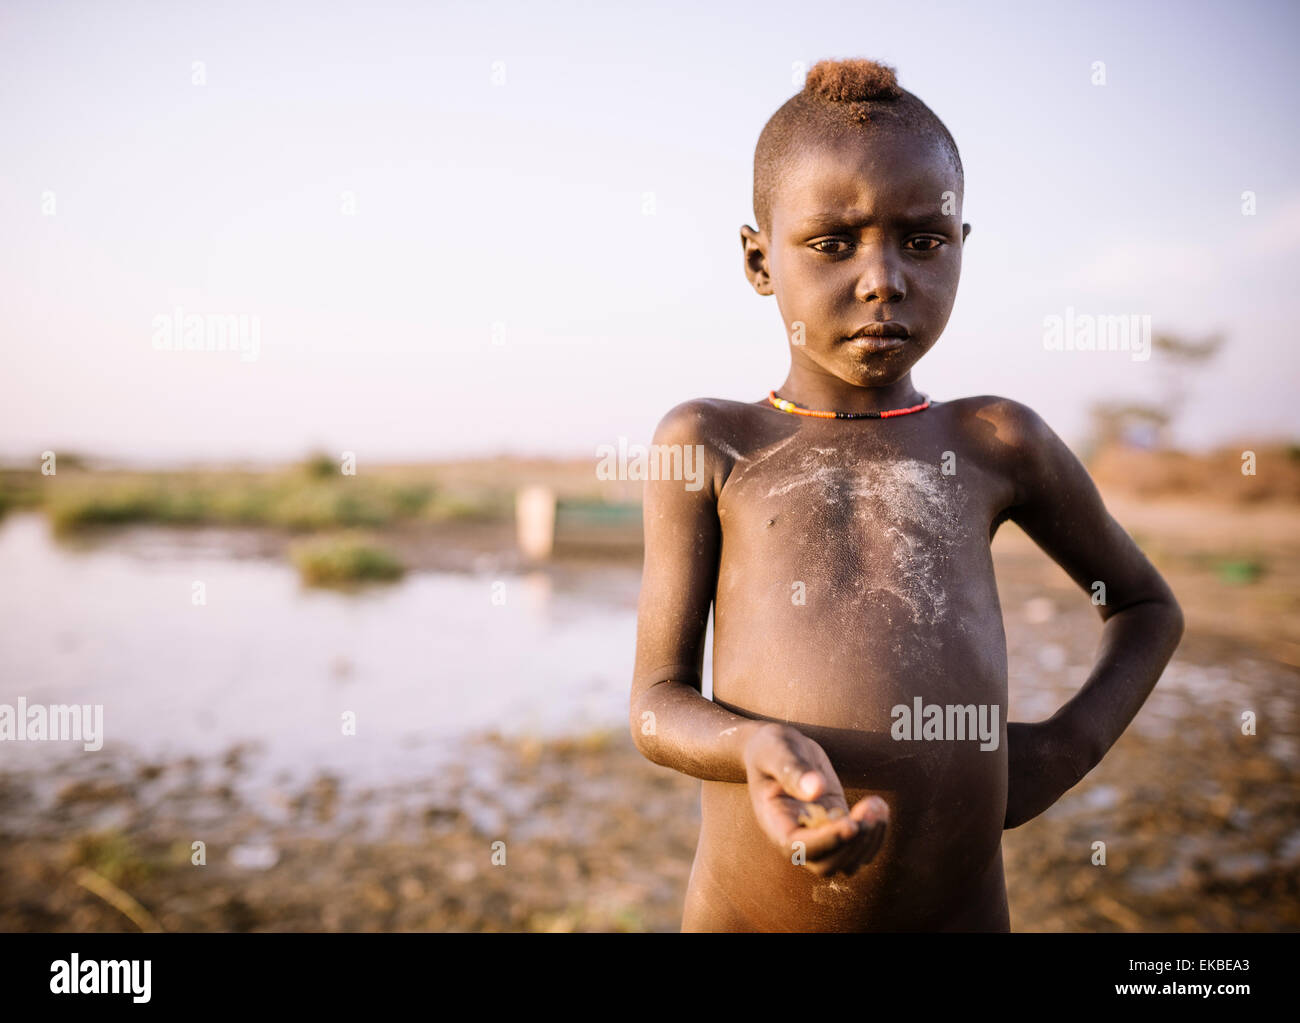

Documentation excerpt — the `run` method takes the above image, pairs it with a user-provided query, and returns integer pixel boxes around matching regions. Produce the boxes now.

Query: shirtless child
[629,58,1184,932]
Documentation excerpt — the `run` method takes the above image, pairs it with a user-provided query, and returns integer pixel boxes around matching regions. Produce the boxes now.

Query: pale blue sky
[2,0,1297,464]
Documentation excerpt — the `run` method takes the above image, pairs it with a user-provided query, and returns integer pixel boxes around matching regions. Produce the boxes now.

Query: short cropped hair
[752,58,963,236]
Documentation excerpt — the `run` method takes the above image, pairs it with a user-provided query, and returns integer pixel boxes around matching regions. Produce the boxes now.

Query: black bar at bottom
[0,931,1289,1011]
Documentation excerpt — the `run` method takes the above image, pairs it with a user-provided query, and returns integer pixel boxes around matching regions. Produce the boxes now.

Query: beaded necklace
[767,390,931,420]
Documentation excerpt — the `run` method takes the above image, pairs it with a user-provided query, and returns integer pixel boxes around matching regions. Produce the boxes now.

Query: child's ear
[740,225,773,295]
[962,222,972,243]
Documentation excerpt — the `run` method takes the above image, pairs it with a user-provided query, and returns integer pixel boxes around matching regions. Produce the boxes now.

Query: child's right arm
[629,401,888,876]
[628,402,761,780]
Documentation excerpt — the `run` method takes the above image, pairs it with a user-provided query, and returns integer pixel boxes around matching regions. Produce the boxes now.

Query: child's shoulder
[650,396,767,448]
[653,395,764,426]
[938,394,1059,454]
[648,397,771,496]
[940,395,1085,509]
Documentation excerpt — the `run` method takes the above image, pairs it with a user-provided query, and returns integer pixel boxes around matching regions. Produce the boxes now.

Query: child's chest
[715,435,1005,622]
[718,433,998,547]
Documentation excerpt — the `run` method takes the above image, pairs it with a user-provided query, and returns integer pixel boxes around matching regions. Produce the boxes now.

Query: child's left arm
[998,402,1185,828]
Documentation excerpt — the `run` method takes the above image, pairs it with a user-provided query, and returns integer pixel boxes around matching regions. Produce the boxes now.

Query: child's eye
[906,237,944,252]
[810,239,852,254]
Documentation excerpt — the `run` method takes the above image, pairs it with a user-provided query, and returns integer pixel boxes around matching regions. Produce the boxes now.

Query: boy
[628,58,1184,931]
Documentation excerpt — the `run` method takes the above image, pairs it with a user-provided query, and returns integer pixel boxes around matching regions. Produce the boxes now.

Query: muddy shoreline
[2,682,1296,932]
[2,500,1298,931]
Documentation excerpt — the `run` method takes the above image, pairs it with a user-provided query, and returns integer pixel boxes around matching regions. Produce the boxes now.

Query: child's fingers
[810,813,882,877]
[841,798,889,873]
[759,742,827,801]
[850,795,890,826]
[810,798,888,877]
[807,829,867,877]
[842,817,888,875]
[793,816,860,861]
[788,771,824,802]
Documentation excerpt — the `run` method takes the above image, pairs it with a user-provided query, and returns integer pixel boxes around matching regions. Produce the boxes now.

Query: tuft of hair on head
[751,57,962,236]
[803,58,902,105]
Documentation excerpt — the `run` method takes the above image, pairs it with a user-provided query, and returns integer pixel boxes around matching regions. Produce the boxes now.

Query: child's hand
[1004,719,1088,828]
[742,722,889,878]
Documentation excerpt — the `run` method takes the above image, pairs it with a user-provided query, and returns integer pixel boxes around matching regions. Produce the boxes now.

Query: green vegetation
[0,455,509,536]
[1176,548,1270,586]
[1214,558,1265,585]
[64,830,155,888]
[0,456,524,594]
[0,472,41,518]
[289,532,406,586]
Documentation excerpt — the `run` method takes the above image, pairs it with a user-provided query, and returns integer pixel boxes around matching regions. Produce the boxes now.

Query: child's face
[743,128,970,389]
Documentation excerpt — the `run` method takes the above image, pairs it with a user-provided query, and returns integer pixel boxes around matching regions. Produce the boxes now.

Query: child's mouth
[846,335,908,353]
[844,325,910,353]
[847,322,910,339]
[843,323,910,352]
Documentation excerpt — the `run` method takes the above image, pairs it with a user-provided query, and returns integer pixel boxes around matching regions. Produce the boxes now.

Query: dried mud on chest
[757,451,970,625]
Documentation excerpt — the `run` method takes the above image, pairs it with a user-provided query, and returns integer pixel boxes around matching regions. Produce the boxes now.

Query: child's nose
[853,247,906,304]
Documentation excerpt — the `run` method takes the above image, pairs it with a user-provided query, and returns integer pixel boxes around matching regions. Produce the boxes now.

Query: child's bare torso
[685,395,1018,931]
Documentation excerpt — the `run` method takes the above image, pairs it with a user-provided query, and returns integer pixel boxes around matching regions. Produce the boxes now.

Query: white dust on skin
[810,878,852,905]
[709,433,799,467]
[764,449,969,627]
[710,437,746,462]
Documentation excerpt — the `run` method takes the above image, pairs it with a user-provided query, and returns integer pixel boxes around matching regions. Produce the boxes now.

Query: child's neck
[776,369,926,416]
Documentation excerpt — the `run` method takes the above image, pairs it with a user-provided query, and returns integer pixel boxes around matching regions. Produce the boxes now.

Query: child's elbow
[1152,592,1185,666]
[628,690,655,761]
[1147,573,1185,647]
[629,682,677,766]
[628,706,645,756]
[1167,596,1186,646]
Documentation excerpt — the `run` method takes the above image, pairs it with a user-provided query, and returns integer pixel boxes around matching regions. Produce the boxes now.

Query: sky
[2,0,1298,465]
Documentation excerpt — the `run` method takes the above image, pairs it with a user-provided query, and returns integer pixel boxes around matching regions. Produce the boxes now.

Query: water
[2,509,1290,799]
[0,513,643,789]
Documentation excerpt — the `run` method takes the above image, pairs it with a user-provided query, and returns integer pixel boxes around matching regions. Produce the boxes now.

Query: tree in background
[1085,332,1224,456]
